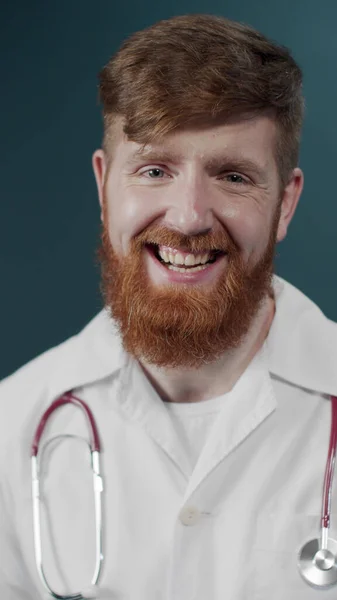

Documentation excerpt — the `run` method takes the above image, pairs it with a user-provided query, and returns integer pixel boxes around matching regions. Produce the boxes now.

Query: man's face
[94,116,302,369]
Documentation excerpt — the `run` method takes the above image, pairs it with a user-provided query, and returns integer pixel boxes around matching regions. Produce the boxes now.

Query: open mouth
[147,243,226,271]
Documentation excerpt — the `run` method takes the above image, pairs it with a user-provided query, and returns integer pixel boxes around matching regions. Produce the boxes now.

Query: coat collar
[47,308,128,402]
[48,275,337,403]
[267,276,337,396]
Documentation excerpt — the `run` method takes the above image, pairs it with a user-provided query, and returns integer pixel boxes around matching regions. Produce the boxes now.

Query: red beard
[97,204,279,369]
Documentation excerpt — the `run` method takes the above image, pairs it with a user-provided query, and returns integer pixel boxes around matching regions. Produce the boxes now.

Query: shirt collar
[48,275,337,401]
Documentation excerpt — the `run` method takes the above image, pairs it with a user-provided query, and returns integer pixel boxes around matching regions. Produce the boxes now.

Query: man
[1,12,336,600]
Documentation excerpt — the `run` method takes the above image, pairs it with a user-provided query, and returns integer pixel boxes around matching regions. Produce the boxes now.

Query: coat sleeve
[0,368,42,599]
[0,460,39,600]
[0,347,57,599]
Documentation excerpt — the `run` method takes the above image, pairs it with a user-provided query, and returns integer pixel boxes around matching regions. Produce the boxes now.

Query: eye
[142,168,166,179]
[221,173,248,185]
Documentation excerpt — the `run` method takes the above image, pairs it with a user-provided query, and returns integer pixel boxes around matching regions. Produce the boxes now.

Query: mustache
[131,224,238,255]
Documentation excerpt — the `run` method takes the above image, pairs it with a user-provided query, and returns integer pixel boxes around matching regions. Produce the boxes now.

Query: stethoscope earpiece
[298,537,337,588]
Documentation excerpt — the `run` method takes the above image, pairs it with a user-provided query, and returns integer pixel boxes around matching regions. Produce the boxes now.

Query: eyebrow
[125,148,268,179]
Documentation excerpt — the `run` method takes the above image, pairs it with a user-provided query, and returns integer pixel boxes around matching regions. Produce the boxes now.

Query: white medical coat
[1,275,337,600]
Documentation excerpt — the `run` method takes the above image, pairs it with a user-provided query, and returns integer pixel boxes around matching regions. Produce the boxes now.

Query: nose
[164,175,214,236]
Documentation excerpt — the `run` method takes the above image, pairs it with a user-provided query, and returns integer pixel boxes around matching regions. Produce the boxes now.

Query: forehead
[110,116,278,171]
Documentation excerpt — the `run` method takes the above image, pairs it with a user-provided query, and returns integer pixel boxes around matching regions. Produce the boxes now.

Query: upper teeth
[158,248,212,266]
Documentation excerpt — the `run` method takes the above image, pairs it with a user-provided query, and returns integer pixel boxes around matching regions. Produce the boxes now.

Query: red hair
[98,14,304,191]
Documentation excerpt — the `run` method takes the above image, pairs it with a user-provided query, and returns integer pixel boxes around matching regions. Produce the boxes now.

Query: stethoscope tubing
[322,396,337,530]
[31,392,104,599]
[297,395,337,588]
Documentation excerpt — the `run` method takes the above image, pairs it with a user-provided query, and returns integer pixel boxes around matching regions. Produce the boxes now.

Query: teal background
[1,1,336,380]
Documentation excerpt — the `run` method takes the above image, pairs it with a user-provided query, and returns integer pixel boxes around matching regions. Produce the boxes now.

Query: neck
[138,292,276,404]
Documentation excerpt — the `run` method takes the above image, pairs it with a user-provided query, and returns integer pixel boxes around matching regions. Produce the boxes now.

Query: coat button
[179,505,201,526]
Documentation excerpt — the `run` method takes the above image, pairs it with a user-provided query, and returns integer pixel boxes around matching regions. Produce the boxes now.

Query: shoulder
[269,276,337,395]
[0,309,125,448]
[0,334,79,447]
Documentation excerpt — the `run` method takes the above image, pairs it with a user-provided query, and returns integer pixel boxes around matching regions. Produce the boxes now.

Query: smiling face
[93,116,303,369]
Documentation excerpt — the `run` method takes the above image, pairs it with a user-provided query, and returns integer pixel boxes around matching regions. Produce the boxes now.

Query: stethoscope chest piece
[298,537,337,588]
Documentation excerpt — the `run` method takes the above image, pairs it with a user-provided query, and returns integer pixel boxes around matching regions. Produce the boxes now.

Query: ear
[92,149,107,222]
[276,167,304,242]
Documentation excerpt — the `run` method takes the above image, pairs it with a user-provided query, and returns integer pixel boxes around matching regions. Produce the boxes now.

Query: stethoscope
[297,394,337,588]
[31,392,337,597]
[31,392,103,599]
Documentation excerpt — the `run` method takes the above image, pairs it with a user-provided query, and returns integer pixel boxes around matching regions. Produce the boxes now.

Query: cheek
[105,184,163,256]
[219,204,271,259]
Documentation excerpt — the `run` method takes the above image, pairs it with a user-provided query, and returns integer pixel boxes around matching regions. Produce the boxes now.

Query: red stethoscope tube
[298,395,337,589]
[322,395,337,529]
[31,391,103,599]
[31,392,100,457]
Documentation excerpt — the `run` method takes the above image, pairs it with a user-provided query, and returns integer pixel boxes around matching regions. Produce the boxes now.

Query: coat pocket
[252,513,337,600]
